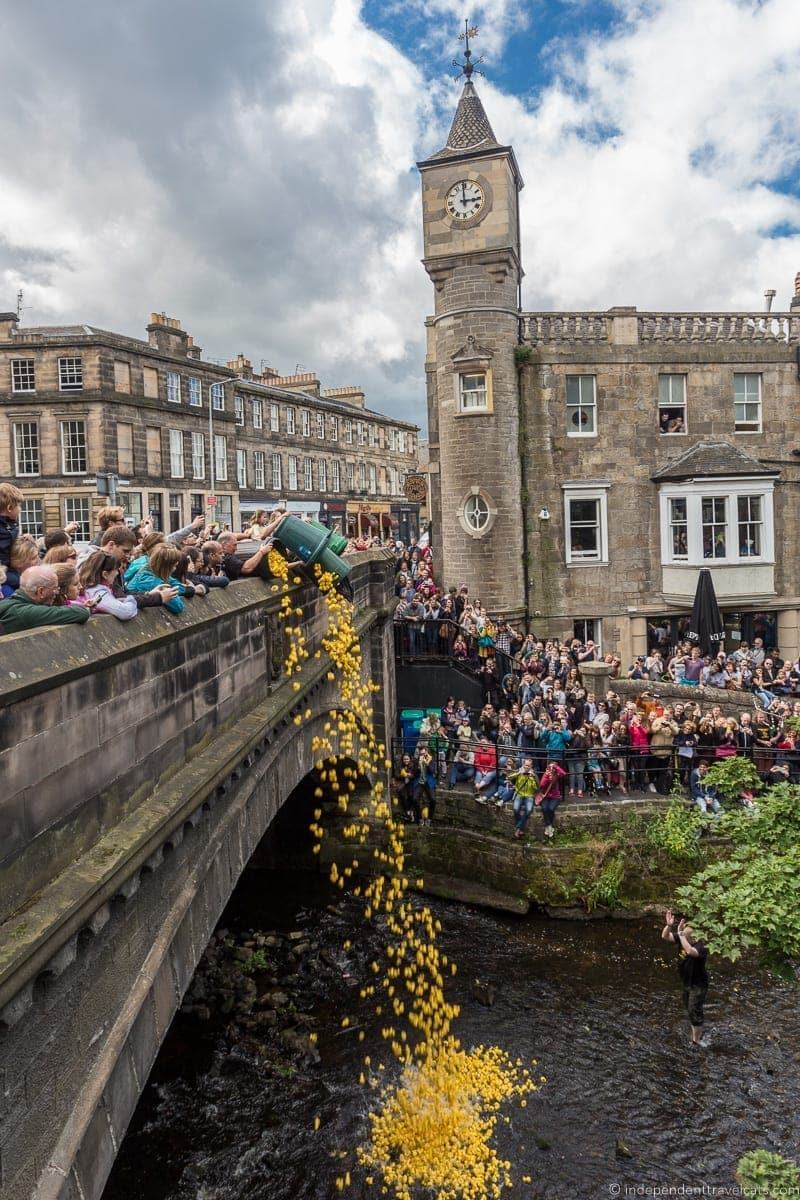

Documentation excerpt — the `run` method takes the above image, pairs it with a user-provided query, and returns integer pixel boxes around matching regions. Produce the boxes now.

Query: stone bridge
[0,552,396,1200]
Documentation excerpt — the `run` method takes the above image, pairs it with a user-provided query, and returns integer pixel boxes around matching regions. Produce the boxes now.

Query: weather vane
[452,19,484,80]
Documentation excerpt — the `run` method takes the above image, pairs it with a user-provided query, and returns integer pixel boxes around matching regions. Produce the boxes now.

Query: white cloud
[0,0,799,437]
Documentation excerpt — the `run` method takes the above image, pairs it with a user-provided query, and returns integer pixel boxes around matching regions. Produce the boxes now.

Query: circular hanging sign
[404,474,427,503]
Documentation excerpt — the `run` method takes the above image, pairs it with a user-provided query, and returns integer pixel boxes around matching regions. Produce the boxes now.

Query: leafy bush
[645,801,704,860]
[583,852,626,911]
[704,755,763,803]
[737,1148,800,1197]
[718,782,800,853]
[677,843,800,968]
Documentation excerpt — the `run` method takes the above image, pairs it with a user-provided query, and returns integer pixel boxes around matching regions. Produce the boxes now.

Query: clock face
[445,179,485,222]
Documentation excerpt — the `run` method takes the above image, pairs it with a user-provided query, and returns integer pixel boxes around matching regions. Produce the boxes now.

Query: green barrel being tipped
[273,514,352,582]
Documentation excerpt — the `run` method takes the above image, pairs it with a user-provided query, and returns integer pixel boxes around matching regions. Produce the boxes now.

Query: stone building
[0,313,419,542]
[420,72,800,662]
[228,358,420,541]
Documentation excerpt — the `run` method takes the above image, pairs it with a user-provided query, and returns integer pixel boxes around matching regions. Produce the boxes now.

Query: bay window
[659,482,774,565]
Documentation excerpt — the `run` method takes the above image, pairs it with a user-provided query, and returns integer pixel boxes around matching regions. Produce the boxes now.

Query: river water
[104,867,800,1200]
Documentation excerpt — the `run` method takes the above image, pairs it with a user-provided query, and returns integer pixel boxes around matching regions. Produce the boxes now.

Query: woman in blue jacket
[126,544,200,614]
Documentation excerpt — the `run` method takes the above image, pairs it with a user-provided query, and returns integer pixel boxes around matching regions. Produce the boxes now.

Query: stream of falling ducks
[267,549,541,1199]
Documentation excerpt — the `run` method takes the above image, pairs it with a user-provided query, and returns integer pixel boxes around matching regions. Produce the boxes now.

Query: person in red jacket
[627,712,650,792]
[473,734,498,803]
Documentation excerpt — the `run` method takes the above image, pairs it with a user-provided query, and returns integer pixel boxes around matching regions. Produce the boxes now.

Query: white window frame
[271,453,282,490]
[214,434,228,482]
[169,429,184,478]
[63,496,91,540]
[188,377,201,406]
[458,373,488,413]
[398,430,406,453]
[234,394,244,426]
[13,421,40,476]
[368,463,377,493]
[463,494,490,533]
[737,494,764,559]
[357,421,366,446]
[18,498,44,536]
[166,371,181,404]
[268,402,278,433]
[316,412,325,439]
[331,459,340,492]
[191,432,205,480]
[253,398,264,430]
[286,407,296,435]
[254,450,265,489]
[58,357,83,392]
[346,461,355,491]
[11,358,35,393]
[563,483,609,566]
[369,424,377,447]
[566,375,597,438]
[658,479,775,566]
[302,409,311,438]
[358,461,367,490]
[210,382,225,412]
[319,459,327,490]
[304,458,313,490]
[330,416,338,441]
[344,418,353,444]
[734,373,762,433]
[658,374,687,435]
[60,419,87,475]
[288,455,298,491]
[668,496,688,561]
[237,448,247,488]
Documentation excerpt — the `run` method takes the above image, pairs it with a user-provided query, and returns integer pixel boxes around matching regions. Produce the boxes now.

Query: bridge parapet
[0,550,396,1200]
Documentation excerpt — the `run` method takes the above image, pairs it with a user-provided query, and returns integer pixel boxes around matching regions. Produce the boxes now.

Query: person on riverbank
[661,909,710,1046]
[509,756,539,838]
[536,760,567,838]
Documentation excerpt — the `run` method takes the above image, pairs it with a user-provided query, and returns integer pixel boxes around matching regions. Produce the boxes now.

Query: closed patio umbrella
[685,568,725,656]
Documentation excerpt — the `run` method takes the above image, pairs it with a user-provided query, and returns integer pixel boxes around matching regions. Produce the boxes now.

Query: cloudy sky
[1,0,799,430]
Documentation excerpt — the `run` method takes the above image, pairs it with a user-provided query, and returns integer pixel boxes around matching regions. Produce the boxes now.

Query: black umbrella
[685,568,725,656]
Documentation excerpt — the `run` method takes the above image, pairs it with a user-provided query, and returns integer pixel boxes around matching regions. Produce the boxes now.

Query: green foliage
[676,843,800,968]
[705,755,763,803]
[582,852,626,912]
[718,782,800,853]
[513,344,534,366]
[239,949,273,975]
[784,715,800,738]
[645,801,704,861]
[737,1148,800,1197]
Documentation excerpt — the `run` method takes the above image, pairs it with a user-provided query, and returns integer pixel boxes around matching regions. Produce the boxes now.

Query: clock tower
[418,39,526,621]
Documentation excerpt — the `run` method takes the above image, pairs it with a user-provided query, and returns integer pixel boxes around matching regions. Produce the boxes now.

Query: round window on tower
[458,487,497,539]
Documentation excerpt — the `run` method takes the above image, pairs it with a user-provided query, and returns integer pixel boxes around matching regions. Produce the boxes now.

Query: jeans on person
[567,755,585,793]
[755,688,775,707]
[408,621,424,655]
[448,762,475,788]
[414,771,436,821]
[694,789,721,815]
[493,781,515,806]
[540,795,561,828]
[474,768,497,792]
[513,793,534,832]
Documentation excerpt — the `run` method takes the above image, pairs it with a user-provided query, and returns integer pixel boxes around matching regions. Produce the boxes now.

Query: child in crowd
[0,483,22,572]
[77,552,139,620]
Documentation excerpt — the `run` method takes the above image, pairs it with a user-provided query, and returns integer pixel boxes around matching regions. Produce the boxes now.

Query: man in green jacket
[0,566,90,633]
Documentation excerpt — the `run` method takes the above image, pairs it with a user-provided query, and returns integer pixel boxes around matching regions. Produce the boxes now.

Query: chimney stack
[147,312,190,356]
[227,353,253,379]
[791,272,800,311]
[0,311,19,340]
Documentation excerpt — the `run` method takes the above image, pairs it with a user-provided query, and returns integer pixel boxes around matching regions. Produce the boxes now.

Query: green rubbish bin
[307,520,348,557]
[274,514,352,582]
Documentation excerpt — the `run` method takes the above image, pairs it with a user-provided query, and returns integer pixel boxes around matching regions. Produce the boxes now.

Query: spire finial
[453,20,484,80]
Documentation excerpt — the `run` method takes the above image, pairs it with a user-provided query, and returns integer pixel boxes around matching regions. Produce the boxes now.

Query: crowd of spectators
[389,540,800,837]
[0,485,295,637]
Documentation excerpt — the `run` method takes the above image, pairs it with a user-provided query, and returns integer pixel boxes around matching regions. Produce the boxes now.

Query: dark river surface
[104,867,800,1200]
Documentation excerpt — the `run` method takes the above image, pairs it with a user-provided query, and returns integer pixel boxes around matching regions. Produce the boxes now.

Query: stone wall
[0,552,396,1200]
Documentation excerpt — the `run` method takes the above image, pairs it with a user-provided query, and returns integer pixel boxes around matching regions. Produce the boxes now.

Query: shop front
[345,500,392,539]
[319,499,348,534]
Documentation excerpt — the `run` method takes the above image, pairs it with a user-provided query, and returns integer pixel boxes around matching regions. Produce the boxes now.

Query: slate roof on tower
[417,80,523,183]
